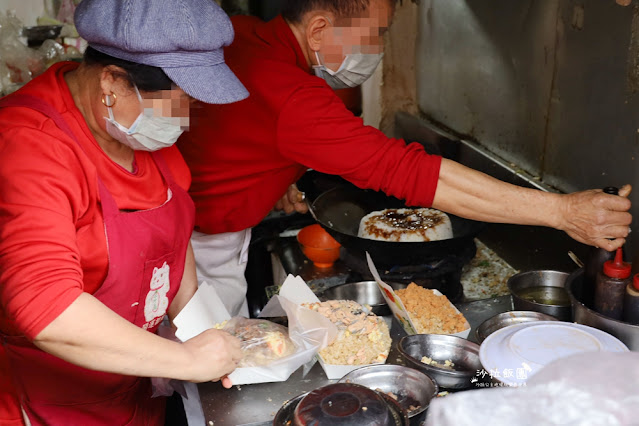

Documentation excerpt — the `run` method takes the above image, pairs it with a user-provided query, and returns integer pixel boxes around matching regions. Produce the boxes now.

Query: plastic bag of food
[174,277,334,385]
[0,11,51,94]
[424,351,639,426]
[0,11,33,88]
[217,317,297,368]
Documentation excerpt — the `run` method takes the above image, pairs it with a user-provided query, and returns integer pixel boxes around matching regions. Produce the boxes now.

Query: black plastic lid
[294,383,397,425]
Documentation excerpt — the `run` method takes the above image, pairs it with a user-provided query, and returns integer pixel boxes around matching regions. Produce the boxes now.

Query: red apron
[0,95,195,425]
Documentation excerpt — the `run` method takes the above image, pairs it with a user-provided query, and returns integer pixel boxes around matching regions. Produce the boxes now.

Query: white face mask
[313,50,384,90]
[104,86,186,152]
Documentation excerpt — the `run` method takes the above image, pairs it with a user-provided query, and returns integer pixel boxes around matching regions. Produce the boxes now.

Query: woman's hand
[181,329,243,383]
[220,375,234,389]
[33,294,245,383]
[555,185,632,250]
[274,184,309,214]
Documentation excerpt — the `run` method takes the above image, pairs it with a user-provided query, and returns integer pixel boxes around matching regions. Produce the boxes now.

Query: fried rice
[303,300,391,365]
[395,283,468,334]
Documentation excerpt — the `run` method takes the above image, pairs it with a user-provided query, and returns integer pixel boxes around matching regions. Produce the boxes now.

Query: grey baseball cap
[74,0,248,104]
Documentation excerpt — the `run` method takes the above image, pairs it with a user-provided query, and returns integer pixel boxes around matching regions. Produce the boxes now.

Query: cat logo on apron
[144,262,171,329]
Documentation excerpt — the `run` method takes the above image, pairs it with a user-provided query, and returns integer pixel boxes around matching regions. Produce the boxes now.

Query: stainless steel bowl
[398,334,482,390]
[339,364,438,420]
[507,270,572,321]
[475,311,559,343]
[319,281,407,316]
[274,390,407,426]
[566,268,639,351]
[272,392,307,426]
[378,392,410,426]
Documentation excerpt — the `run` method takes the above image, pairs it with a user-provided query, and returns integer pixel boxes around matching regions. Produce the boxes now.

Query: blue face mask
[104,86,187,152]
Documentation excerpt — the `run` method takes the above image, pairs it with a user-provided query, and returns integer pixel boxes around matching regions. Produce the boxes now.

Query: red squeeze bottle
[583,187,619,307]
[623,274,639,325]
[594,248,631,320]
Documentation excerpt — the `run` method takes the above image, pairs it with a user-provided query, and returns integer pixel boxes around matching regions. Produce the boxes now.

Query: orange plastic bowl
[297,224,341,268]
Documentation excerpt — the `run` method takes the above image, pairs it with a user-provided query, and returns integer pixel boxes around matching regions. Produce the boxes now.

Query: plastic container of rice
[367,254,471,339]
[395,284,469,336]
[303,300,392,379]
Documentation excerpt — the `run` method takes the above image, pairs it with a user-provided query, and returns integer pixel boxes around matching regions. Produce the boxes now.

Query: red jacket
[178,15,442,235]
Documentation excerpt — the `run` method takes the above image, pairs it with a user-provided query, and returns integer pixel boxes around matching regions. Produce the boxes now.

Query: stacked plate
[479,321,628,387]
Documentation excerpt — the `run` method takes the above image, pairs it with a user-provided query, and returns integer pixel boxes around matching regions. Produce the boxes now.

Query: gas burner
[340,241,476,303]
[247,170,482,315]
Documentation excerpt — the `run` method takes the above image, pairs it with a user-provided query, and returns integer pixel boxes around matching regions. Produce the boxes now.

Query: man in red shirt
[178,0,632,315]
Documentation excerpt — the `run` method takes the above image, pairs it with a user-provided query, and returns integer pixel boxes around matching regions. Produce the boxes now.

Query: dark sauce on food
[363,209,446,241]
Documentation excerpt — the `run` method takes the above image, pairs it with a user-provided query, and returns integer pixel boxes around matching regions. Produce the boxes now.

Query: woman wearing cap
[0,0,248,424]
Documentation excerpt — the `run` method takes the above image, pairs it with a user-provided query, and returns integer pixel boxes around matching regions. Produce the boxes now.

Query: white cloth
[190,229,251,317]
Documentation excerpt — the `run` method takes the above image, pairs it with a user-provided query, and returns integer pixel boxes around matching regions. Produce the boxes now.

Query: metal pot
[318,281,407,316]
[475,311,559,344]
[507,270,572,321]
[565,268,639,351]
[309,185,484,266]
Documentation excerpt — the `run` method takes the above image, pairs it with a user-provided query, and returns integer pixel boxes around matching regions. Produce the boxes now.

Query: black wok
[310,186,485,266]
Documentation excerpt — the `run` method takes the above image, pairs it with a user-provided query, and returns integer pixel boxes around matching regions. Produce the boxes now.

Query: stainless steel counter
[198,295,513,426]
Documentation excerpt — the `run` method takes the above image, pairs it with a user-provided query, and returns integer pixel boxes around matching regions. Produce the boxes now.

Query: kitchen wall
[365,0,421,134]
[2,0,45,25]
[376,0,639,256]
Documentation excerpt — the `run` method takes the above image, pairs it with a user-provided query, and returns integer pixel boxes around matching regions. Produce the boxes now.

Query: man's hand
[434,159,632,249]
[274,184,309,214]
[556,185,632,251]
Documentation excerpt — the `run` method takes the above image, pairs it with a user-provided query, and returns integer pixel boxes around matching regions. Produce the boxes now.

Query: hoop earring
[101,93,117,108]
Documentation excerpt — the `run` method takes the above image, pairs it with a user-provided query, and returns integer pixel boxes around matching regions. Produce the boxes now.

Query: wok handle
[305,196,320,223]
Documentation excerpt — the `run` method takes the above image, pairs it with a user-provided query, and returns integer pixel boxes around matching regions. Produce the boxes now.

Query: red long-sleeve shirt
[0,62,191,339]
[0,62,191,424]
[177,15,442,235]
